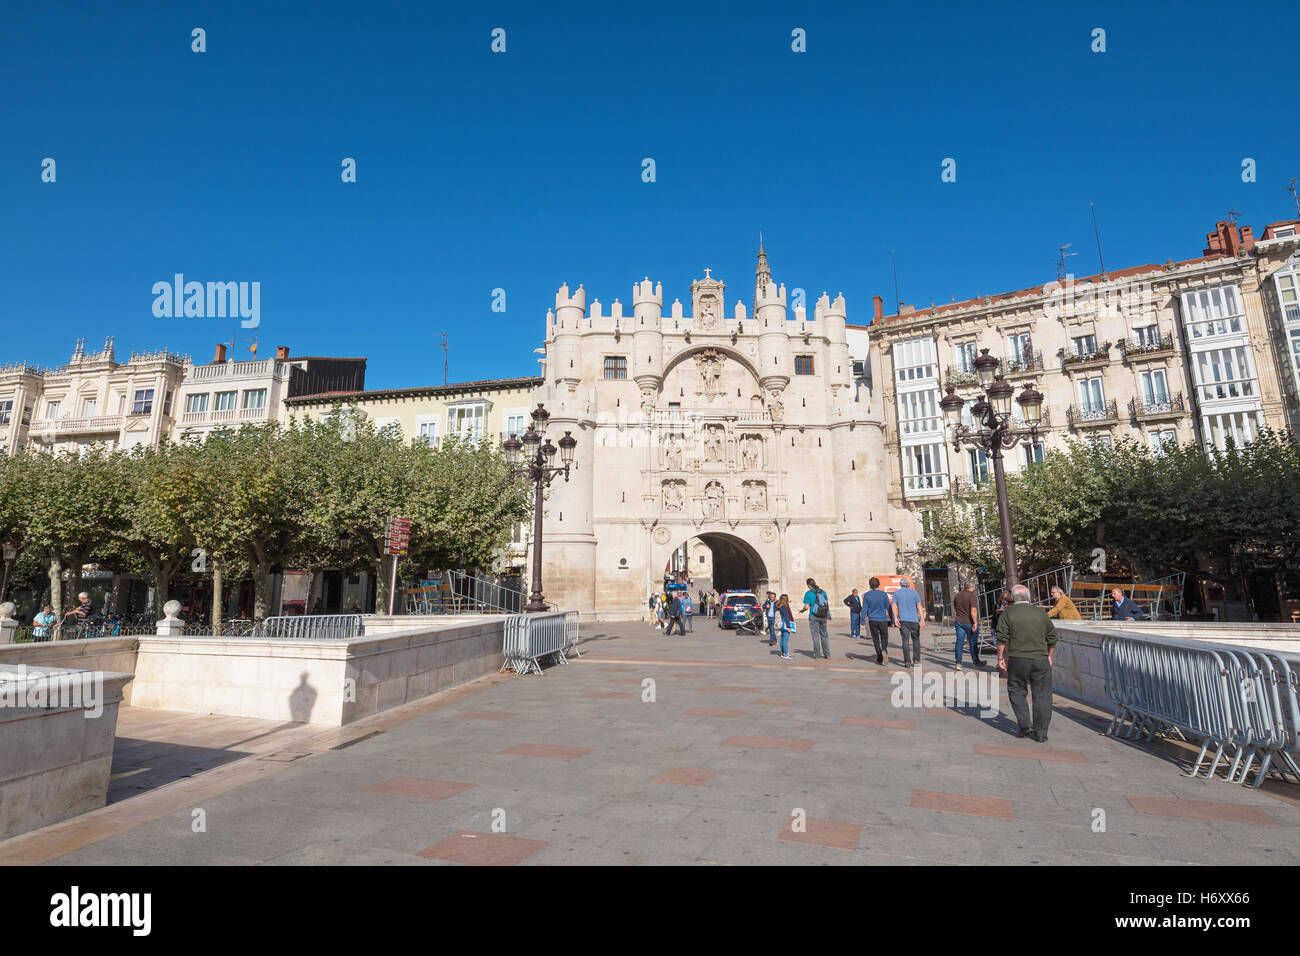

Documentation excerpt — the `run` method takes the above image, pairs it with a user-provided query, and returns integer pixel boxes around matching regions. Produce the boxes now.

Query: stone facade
[531,247,898,619]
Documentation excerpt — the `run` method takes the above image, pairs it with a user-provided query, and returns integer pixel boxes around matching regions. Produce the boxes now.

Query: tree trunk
[253,562,270,621]
[211,559,223,635]
[375,555,390,616]
[48,551,63,630]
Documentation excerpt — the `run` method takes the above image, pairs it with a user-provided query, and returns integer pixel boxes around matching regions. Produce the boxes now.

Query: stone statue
[741,436,761,470]
[768,395,784,422]
[662,481,685,512]
[744,482,767,513]
[695,349,724,402]
[663,434,684,470]
[705,481,724,518]
[703,425,724,462]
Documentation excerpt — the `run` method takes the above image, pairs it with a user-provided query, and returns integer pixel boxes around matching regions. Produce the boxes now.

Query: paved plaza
[3,621,1298,866]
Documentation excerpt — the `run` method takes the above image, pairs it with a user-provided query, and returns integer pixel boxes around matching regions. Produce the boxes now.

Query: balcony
[903,474,948,497]
[1119,332,1176,363]
[652,407,771,426]
[1060,346,1111,372]
[1001,350,1045,378]
[187,359,277,382]
[943,368,980,389]
[1066,400,1119,428]
[27,414,124,435]
[1130,394,1186,422]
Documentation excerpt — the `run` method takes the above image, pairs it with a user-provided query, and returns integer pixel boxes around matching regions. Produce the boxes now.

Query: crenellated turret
[632,276,664,386]
[817,291,851,392]
[553,283,587,390]
[756,248,791,389]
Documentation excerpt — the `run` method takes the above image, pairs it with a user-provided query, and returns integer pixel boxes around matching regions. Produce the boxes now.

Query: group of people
[649,589,705,634]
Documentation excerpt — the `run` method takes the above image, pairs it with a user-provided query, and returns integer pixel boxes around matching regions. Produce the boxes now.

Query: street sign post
[385,516,410,615]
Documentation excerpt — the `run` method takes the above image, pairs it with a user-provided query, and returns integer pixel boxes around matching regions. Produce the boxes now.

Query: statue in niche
[743,481,767,513]
[704,481,725,519]
[741,435,761,471]
[700,297,719,330]
[703,424,725,462]
[662,481,685,512]
[695,349,724,402]
[767,393,784,422]
[663,434,684,470]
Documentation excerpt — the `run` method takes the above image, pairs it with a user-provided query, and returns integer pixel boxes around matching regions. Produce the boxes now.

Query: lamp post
[938,349,1044,589]
[0,540,15,604]
[503,403,577,613]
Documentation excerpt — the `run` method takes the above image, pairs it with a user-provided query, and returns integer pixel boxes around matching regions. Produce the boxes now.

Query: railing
[1102,633,1300,787]
[404,570,523,614]
[187,360,275,381]
[1066,400,1118,427]
[1061,348,1111,370]
[1120,332,1175,359]
[652,407,772,425]
[1130,394,1185,420]
[944,369,979,388]
[977,563,1074,637]
[27,414,124,434]
[255,614,364,640]
[1001,350,1045,376]
[501,611,570,675]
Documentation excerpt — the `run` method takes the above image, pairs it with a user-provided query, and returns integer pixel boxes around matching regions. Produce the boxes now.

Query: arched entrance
[662,531,770,595]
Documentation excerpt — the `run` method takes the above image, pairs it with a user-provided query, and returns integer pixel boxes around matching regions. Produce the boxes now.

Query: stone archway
[655,530,772,596]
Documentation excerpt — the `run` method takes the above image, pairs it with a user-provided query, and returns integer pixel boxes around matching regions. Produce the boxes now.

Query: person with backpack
[682,592,695,633]
[800,577,832,660]
[776,594,795,660]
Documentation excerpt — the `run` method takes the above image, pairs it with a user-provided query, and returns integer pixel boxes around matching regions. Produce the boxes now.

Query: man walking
[1047,585,1081,620]
[891,577,924,667]
[682,592,694,633]
[762,591,779,646]
[800,577,832,660]
[665,591,686,636]
[1110,587,1144,621]
[862,577,891,664]
[843,588,862,640]
[996,583,1057,743]
[953,581,982,670]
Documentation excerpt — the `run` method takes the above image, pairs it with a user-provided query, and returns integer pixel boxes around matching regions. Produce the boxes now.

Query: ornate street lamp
[939,349,1045,588]
[506,403,577,612]
[0,540,16,604]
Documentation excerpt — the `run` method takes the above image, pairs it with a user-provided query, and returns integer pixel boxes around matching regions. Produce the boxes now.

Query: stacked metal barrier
[501,612,570,675]
[1101,632,1300,787]
[563,610,582,658]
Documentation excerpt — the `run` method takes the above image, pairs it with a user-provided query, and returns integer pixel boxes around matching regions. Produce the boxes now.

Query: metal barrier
[404,570,523,614]
[255,614,365,640]
[501,612,570,675]
[1101,632,1300,787]
[563,610,581,658]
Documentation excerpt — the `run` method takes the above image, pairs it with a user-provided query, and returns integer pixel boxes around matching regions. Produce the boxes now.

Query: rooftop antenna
[1055,243,1078,283]
[248,332,258,357]
[1227,208,1240,227]
[435,330,448,386]
[226,329,237,362]
[1090,202,1108,280]
[1288,179,1300,219]
[891,249,901,313]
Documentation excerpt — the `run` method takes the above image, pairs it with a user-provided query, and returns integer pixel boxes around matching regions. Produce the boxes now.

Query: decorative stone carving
[662,433,684,471]
[740,434,762,471]
[703,424,725,462]
[163,599,182,621]
[694,349,725,402]
[760,526,777,543]
[661,480,686,512]
[743,480,767,513]
[704,481,725,519]
[767,393,784,422]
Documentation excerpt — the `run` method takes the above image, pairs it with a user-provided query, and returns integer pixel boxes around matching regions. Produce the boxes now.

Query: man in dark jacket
[843,589,862,640]
[996,584,1058,743]
[1110,588,1145,621]
[665,592,686,635]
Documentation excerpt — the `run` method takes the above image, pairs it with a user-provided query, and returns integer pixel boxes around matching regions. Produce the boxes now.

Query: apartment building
[857,216,1300,557]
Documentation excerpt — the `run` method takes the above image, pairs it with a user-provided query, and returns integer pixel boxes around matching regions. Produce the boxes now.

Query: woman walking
[776,594,795,660]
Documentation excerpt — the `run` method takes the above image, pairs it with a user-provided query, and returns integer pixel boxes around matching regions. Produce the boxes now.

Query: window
[898,389,940,435]
[1290,329,1300,388]
[1274,226,1297,238]
[1148,429,1177,454]
[214,391,238,411]
[967,448,990,485]
[1139,369,1170,408]
[902,441,946,492]
[0,400,11,424]
[184,393,209,414]
[851,359,865,378]
[1022,442,1045,467]
[1088,435,1113,453]
[794,355,815,375]
[417,421,438,445]
[894,337,936,382]
[505,413,527,438]
[1205,411,1258,451]
[1007,332,1032,364]
[919,510,938,537]
[447,403,485,440]
[1077,376,1105,413]
[163,390,173,415]
[1071,334,1098,357]
[1181,285,1244,339]
[954,341,978,373]
[46,400,61,420]
[242,389,267,409]
[132,389,154,415]
[603,356,627,380]
[1277,270,1300,324]
[82,398,96,418]
[1192,347,1255,402]
[1133,324,1161,347]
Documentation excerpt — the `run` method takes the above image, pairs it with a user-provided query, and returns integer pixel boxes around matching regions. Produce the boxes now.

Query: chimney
[872,295,884,321]
[276,345,290,360]
[214,343,227,364]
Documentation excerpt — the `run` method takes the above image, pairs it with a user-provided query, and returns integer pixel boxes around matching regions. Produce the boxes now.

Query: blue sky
[3,0,1297,387]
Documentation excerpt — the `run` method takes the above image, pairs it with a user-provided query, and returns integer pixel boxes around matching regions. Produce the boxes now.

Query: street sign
[385,516,410,556]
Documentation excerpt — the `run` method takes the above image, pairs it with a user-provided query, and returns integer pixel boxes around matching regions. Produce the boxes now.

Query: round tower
[755,241,791,393]
[552,283,586,394]
[818,291,852,395]
[632,277,664,406]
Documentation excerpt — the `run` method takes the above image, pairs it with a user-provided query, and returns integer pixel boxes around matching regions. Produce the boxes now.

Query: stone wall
[0,637,140,704]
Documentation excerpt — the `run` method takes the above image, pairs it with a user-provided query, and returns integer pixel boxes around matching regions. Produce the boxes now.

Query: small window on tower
[795,355,814,375]
[604,356,628,379]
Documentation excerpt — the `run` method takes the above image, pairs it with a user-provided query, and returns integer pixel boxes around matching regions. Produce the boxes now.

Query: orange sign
[874,574,915,595]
